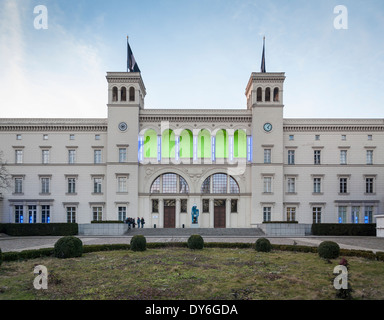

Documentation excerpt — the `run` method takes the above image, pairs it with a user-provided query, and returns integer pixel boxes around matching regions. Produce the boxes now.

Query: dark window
[129,87,135,101]
[121,87,127,101]
[231,199,238,213]
[180,199,187,213]
[152,199,159,213]
[257,87,262,102]
[203,199,209,213]
[265,88,271,101]
[112,87,118,102]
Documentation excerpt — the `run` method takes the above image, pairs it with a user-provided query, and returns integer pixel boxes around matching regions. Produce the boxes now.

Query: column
[176,199,180,228]
[209,198,214,228]
[159,199,164,228]
[226,198,231,228]
[193,134,198,163]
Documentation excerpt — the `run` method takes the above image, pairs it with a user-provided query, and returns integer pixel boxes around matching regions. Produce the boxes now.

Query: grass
[0,247,383,300]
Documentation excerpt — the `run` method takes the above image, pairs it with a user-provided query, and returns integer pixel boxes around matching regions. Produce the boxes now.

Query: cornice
[283,118,384,132]
[0,118,108,132]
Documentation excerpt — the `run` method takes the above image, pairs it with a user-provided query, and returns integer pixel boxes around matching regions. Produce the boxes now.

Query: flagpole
[127,35,129,72]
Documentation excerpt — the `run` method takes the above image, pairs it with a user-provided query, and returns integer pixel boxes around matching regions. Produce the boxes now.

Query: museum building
[0,47,383,229]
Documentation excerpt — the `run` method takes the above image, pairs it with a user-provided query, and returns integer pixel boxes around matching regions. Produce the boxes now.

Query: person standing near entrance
[141,217,145,228]
[137,217,141,228]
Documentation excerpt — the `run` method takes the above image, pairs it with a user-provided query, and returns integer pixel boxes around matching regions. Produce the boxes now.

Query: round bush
[54,236,83,259]
[187,234,204,250]
[255,238,272,252]
[318,241,340,259]
[130,235,147,252]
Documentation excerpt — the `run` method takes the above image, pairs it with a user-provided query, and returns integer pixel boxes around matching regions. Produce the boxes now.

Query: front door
[214,200,226,228]
[164,199,176,228]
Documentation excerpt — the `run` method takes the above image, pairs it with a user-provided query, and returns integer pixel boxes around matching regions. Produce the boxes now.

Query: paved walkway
[1,234,384,253]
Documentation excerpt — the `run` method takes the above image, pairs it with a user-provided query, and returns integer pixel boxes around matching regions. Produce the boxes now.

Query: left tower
[105,72,146,221]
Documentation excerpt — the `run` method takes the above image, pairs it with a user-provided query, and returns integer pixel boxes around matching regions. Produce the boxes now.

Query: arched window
[129,87,135,101]
[162,129,175,159]
[265,88,271,102]
[112,87,118,102]
[201,174,240,194]
[121,87,127,101]
[198,129,211,159]
[215,129,228,159]
[257,87,262,102]
[273,87,279,102]
[234,130,247,158]
[179,129,193,159]
[150,173,190,194]
[144,129,157,158]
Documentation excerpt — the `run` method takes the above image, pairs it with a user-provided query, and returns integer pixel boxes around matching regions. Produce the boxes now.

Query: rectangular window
[366,150,373,165]
[43,134,48,140]
[15,150,23,164]
[313,178,321,193]
[340,150,347,165]
[41,178,50,194]
[117,177,127,193]
[366,178,374,194]
[287,178,296,193]
[15,205,24,223]
[263,177,272,193]
[16,134,22,140]
[351,206,360,224]
[202,199,210,213]
[69,134,75,140]
[68,178,76,194]
[181,199,188,213]
[364,206,373,224]
[231,199,238,213]
[118,206,126,221]
[152,199,159,213]
[289,135,294,141]
[14,178,23,194]
[68,150,76,164]
[93,207,103,221]
[28,205,37,224]
[94,178,102,193]
[95,134,100,140]
[315,135,320,141]
[341,135,346,141]
[286,207,296,222]
[67,207,76,223]
[314,150,321,165]
[264,149,271,164]
[338,206,347,223]
[41,205,50,223]
[313,207,322,224]
[94,150,102,164]
[263,207,271,222]
[339,178,348,194]
[42,150,50,164]
[119,148,127,163]
[288,150,295,165]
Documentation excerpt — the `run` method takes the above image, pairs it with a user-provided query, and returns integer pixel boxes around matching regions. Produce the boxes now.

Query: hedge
[0,223,78,236]
[1,241,383,262]
[311,223,376,236]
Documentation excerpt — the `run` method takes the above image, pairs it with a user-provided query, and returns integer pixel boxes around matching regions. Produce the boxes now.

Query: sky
[0,0,383,119]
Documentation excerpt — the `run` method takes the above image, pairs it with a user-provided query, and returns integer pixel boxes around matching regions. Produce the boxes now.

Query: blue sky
[0,0,383,118]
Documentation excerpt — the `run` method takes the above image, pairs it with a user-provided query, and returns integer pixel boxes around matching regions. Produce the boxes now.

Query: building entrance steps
[125,228,266,237]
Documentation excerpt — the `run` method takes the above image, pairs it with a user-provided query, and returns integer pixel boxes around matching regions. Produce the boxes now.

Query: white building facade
[0,70,382,228]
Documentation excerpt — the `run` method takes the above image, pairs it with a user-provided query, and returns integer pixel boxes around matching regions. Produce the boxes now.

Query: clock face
[118,122,128,132]
[263,123,273,132]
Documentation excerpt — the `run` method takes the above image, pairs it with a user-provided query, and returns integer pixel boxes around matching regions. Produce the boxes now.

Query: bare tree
[0,151,11,193]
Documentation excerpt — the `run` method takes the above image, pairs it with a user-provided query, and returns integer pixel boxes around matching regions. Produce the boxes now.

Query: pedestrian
[141,217,145,228]
[137,217,141,228]
[127,218,131,230]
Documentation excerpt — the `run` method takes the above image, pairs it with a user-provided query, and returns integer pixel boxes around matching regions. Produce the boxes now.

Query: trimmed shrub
[255,238,272,252]
[318,241,340,259]
[130,235,147,252]
[312,223,376,236]
[187,235,204,250]
[0,223,78,236]
[54,236,83,259]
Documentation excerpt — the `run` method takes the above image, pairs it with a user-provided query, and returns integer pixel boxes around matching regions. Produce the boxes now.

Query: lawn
[0,247,383,300]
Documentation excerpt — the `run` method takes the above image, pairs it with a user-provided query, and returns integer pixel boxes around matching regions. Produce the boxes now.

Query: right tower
[245,39,286,224]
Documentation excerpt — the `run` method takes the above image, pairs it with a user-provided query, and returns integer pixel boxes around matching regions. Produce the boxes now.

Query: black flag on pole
[261,36,266,73]
[127,38,141,73]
